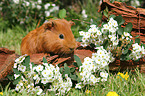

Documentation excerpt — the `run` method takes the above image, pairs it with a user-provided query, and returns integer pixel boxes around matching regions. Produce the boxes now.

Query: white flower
[75,83,82,89]
[43,63,49,68]
[97,50,105,56]
[94,77,100,83]
[37,5,41,10]
[37,88,43,95]
[132,43,142,52]
[94,58,101,64]
[90,25,96,28]
[38,0,42,4]
[45,11,50,17]
[108,35,116,41]
[100,72,108,78]
[14,74,20,79]
[113,39,119,46]
[55,65,60,73]
[33,74,39,80]
[81,36,86,41]
[90,76,100,84]
[19,82,23,86]
[101,77,107,82]
[41,69,49,77]
[13,63,18,68]
[84,32,90,38]
[31,3,35,8]
[13,0,19,4]
[124,32,130,37]
[41,78,48,84]
[81,42,88,47]
[49,64,55,71]
[35,65,43,72]
[121,35,125,39]
[18,65,26,72]
[24,1,30,6]
[44,3,50,9]
[108,25,116,33]
[79,31,85,36]
[52,4,56,6]
[108,17,118,27]
[35,77,40,84]
[112,20,118,27]
[15,55,26,64]
[82,10,87,18]
[97,30,102,35]
[101,28,108,34]
[92,53,98,59]
[84,57,92,63]
[15,84,21,91]
[92,27,99,33]
[47,71,54,80]
[49,6,59,13]
[101,60,108,67]
[103,24,109,29]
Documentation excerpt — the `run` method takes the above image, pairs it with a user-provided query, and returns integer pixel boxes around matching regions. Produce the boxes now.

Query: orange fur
[21,19,77,55]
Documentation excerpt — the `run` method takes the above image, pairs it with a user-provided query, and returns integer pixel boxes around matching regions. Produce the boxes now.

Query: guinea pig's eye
[59,34,64,39]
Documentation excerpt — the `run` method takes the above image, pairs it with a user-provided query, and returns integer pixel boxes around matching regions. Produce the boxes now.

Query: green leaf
[117,25,123,35]
[13,76,21,85]
[127,40,133,49]
[23,56,30,68]
[70,67,75,73]
[74,55,82,67]
[103,7,109,18]
[43,57,48,63]
[70,74,77,81]
[141,43,145,48]
[64,63,70,75]
[13,68,21,74]
[103,40,109,50]
[135,35,139,38]
[115,15,125,25]
[120,54,127,61]
[126,54,131,60]
[95,44,100,48]
[135,38,141,44]
[124,22,133,33]
[109,14,116,19]
[59,9,66,19]
[7,75,14,80]
[122,48,128,54]
[103,10,108,18]
[59,67,63,73]
[31,62,35,67]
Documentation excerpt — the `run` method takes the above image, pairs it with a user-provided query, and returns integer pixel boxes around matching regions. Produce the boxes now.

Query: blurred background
[0,0,144,54]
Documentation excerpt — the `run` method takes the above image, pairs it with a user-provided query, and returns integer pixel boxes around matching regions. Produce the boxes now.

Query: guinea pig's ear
[44,21,55,30]
[69,21,75,26]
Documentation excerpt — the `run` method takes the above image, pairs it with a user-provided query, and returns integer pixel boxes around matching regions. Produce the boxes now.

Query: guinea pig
[21,19,77,55]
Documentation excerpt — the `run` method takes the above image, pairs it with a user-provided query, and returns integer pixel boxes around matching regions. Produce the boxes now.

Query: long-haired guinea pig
[21,19,77,55]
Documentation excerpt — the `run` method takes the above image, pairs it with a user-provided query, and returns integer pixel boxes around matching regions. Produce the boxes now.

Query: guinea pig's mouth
[58,48,75,56]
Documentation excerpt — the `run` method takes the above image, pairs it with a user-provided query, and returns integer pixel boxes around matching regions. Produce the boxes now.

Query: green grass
[0,68,145,96]
[0,25,37,55]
